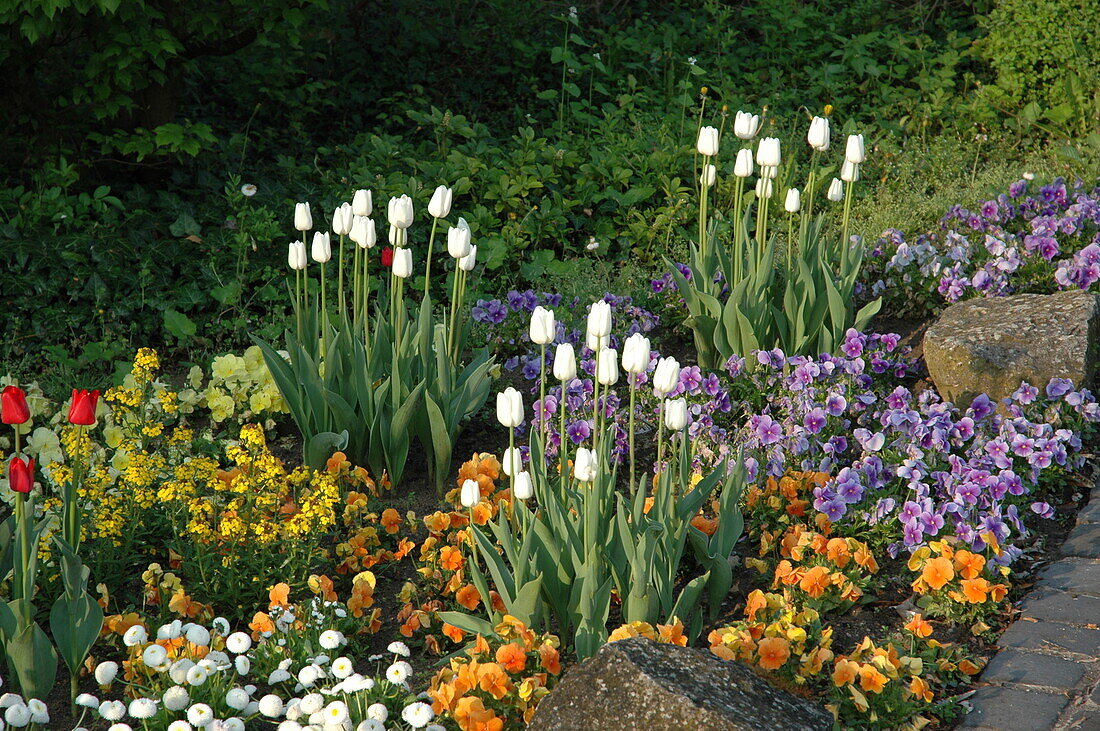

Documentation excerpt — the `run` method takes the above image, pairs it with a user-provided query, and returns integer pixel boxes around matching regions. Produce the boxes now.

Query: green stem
[655,400,665,486]
[337,233,346,318]
[539,345,547,437]
[320,262,329,355]
[423,217,439,301]
[559,382,569,497]
[628,377,637,495]
[698,155,710,261]
[842,180,854,253]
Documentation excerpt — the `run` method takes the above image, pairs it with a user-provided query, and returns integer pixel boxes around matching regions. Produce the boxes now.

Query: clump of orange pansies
[764,525,880,613]
[908,538,1010,626]
[745,471,834,560]
[429,615,563,730]
[608,618,688,646]
[334,490,417,575]
[826,617,985,729]
[707,589,834,688]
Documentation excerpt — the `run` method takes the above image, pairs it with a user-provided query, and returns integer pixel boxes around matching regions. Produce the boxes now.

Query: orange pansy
[380,508,402,534]
[439,545,465,572]
[904,614,933,638]
[456,584,481,610]
[495,642,528,673]
[954,550,985,580]
[921,556,955,591]
[268,582,291,609]
[799,565,832,598]
[832,658,859,686]
[960,577,990,603]
[756,636,791,671]
[859,664,889,694]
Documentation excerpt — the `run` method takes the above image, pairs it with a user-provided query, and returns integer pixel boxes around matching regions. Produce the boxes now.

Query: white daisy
[123,625,148,647]
[401,702,434,729]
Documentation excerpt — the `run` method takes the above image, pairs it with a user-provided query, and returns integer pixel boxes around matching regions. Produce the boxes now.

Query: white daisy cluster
[82,617,444,730]
[0,685,50,729]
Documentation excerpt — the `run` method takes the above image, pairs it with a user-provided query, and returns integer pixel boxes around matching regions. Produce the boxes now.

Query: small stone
[980,649,1086,689]
[1075,490,1100,525]
[1019,589,1100,626]
[1039,559,1100,597]
[997,619,1100,657]
[528,638,833,731]
[960,686,1069,730]
[923,290,1100,408]
[1062,523,1100,559]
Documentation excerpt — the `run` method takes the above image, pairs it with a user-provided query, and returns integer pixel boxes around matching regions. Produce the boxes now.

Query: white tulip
[428,185,453,218]
[501,446,522,476]
[460,479,480,508]
[807,116,830,151]
[392,247,413,278]
[447,225,472,259]
[784,188,801,213]
[827,178,845,201]
[496,387,524,428]
[596,347,619,386]
[586,300,612,338]
[387,195,414,229]
[331,203,353,236]
[755,178,773,199]
[700,163,716,187]
[352,189,373,216]
[845,133,866,163]
[840,159,860,183]
[457,244,477,271]
[294,202,313,232]
[350,216,377,249]
[311,232,331,263]
[288,241,305,270]
[756,137,781,168]
[734,111,760,140]
[664,398,688,430]
[621,333,650,374]
[529,306,556,345]
[513,471,533,500]
[734,148,754,178]
[554,343,577,382]
[696,126,719,157]
[760,165,777,179]
[573,448,598,482]
[388,224,402,246]
[653,357,680,397]
[585,330,607,353]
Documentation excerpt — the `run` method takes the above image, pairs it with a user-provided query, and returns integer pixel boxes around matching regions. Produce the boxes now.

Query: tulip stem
[842,179,854,254]
[698,154,710,262]
[628,376,637,495]
[362,250,372,356]
[320,262,329,355]
[559,383,569,498]
[656,400,666,485]
[423,218,439,302]
[787,214,794,274]
[590,350,601,454]
[539,344,547,438]
[508,429,516,504]
[732,176,745,286]
[337,233,346,318]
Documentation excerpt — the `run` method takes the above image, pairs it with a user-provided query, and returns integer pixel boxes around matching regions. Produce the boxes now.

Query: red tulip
[1,386,30,425]
[381,246,394,267]
[68,389,100,425]
[8,456,34,493]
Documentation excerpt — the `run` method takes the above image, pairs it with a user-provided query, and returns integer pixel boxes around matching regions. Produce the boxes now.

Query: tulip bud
[529,306,556,345]
[294,202,313,232]
[68,389,100,425]
[827,178,845,202]
[428,185,453,219]
[387,195,414,229]
[586,330,607,353]
[311,232,332,263]
[734,149,754,178]
[513,471,533,501]
[755,178,773,199]
[2,386,30,425]
[458,245,477,272]
[501,446,522,476]
[653,357,680,397]
[586,300,612,339]
[841,160,860,183]
[845,134,866,164]
[807,116,830,151]
[573,448,598,482]
[621,333,651,375]
[596,347,619,386]
[8,455,34,493]
[288,241,307,271]
[696,126,719,157]
[700,164,716,187]
[756,137,781,168]
[352,189,373,217]
[392,247,413,278]
[447,225,472,259]
[664,398,688,431]
[460,479,480,508]
[784,188,801,214]
[553,343,577,382]
[496,387,524,428]
[331,204,353,236]
[350,217,377,249]
[734,111,760,140]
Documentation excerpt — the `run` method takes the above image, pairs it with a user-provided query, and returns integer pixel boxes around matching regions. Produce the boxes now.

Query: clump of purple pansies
[864,177,1100,317]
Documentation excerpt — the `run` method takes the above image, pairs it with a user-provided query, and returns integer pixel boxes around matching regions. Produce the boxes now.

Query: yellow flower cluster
[200,346,288,424]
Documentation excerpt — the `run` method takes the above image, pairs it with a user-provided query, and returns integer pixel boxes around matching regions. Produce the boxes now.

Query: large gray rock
[924,290,1100,407]
[528,638,833,731]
